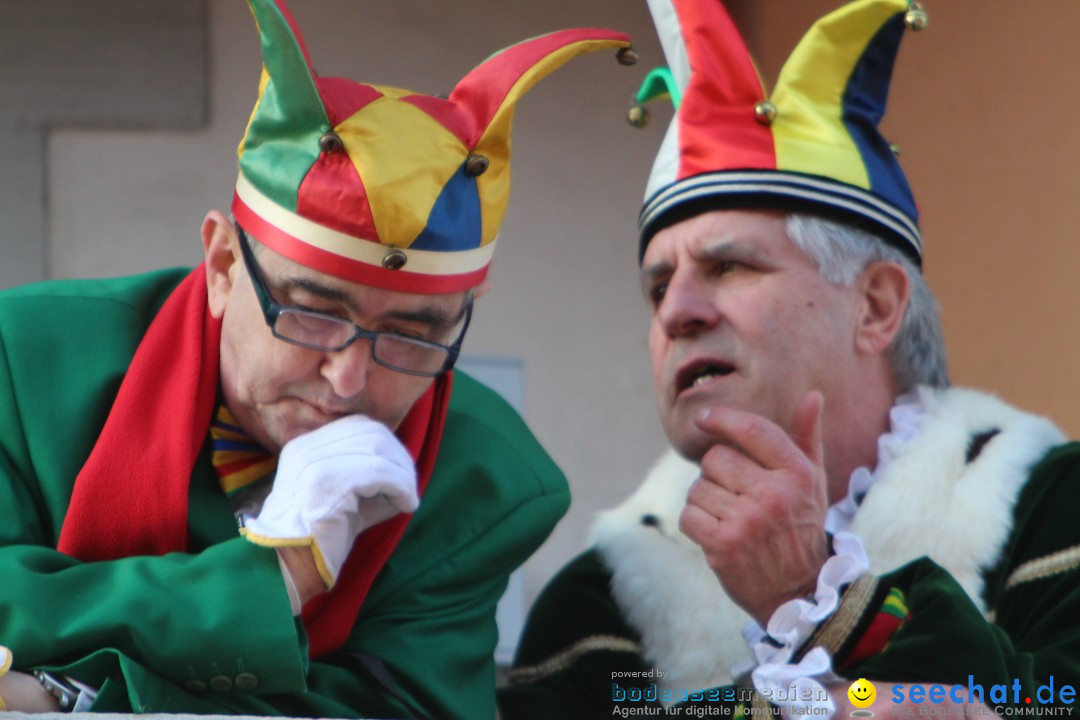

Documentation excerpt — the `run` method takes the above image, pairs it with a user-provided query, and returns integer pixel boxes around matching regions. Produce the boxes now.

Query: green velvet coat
[0,268,570,718]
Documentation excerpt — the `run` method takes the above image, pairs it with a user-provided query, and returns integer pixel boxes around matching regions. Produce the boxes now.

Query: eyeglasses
[236,227,471,377]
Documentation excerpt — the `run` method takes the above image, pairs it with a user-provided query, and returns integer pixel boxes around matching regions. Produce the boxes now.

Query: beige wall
[11,0,1080,634]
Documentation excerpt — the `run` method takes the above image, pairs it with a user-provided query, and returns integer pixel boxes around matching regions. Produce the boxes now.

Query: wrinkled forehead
[641,208,791,272]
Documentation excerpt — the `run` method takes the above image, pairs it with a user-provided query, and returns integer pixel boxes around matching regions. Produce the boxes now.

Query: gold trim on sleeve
[506,635,641,685]
[795,574,879,661]
[1004,543,1080,591]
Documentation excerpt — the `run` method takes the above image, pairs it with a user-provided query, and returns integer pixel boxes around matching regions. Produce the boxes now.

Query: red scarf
[57,266,450,657]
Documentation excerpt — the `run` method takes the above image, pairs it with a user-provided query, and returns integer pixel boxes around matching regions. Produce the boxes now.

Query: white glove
[242,415,418,587]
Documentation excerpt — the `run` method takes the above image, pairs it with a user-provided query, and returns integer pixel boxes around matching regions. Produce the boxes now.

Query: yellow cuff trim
[240,530,335,588]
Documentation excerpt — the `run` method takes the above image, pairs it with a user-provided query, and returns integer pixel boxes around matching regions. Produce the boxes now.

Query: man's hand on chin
[244,415,419,607]
[679,391,830,625]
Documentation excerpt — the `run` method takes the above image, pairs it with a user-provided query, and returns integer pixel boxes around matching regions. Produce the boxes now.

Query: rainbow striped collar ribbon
[210,406,277,497]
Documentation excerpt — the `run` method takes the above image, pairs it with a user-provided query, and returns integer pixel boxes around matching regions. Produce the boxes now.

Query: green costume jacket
[0,268,570,718]
[499,388,1080,719]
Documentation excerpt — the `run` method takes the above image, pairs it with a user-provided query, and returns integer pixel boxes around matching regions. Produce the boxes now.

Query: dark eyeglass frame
[236,226,471,377]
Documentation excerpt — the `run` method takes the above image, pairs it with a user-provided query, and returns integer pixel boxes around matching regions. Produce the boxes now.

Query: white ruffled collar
[824,392,926,535]
[745,393,928,720]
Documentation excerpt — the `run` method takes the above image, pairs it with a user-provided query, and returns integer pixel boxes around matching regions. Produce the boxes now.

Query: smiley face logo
[848,678,876,709]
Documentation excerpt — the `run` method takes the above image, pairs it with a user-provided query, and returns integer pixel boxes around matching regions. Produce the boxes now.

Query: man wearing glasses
[0,0,632,716]
[240,223,473,379]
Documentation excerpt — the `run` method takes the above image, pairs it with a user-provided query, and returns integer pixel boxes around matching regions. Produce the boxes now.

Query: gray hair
[785,214,949,391]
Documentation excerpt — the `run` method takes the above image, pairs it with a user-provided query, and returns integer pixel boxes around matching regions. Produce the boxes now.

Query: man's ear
[854,261,910,356]
[471,276,494,300]
[202,210,239,319]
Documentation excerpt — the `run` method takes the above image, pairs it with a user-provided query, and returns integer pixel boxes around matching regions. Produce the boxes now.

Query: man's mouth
[298,399,354,419]
[675,360,736,394]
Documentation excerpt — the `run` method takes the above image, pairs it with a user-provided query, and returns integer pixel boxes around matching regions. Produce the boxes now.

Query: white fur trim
[851,387,1065,611]
[592,450,753,694]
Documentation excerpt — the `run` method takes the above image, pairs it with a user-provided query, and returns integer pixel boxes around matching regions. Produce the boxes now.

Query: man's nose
[319,337,372,398]
[656,270,720,338]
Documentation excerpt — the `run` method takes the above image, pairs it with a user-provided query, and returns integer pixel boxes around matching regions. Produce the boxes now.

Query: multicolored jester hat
[232,0,634,294]
[630,0,928,266]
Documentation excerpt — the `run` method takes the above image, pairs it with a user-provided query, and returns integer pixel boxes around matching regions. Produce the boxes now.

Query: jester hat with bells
[233,0,635,294]
[631,0,928,266]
